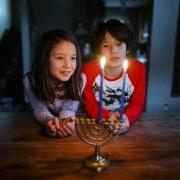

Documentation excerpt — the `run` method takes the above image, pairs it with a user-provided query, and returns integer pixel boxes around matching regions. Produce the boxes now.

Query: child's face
[49,41,77,82]
[100,32,127,68]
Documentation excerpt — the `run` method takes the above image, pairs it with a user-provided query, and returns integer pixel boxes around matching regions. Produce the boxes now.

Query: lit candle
[98,56,106,123]
[119,59,128,121]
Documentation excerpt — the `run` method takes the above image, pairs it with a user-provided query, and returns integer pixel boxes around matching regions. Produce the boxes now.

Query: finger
[118,127,128,135]
[113,129,119,134]
[62,118,71,124]
[108,124,118,135]
[115,123,121,130]
[120,122,128,129]
[47,119,57,131]
[46,127,56,137]
[47,119,53,126]
[61,119,74,132]
[114,111,120,118]
[112,123,124,135]
[66,122,75,131]
[58,126,69,137]
[70,116,76,120]
[109,124,114,131]
[49,121,57,132]
[47,121,57,133]
[62,124,73,135]
[54,118,60,130]
[57,129,66,137]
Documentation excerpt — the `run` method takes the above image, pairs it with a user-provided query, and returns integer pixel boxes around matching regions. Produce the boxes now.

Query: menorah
[75,117,124,172]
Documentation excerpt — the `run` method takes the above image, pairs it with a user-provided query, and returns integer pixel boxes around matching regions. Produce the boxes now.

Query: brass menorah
[75,117,123,172]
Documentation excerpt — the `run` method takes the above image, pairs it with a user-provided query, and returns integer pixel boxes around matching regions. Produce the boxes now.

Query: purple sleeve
[59,100,79,119]
[23,76,55,125]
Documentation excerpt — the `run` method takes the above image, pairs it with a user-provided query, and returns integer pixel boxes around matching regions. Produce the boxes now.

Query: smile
[110,57,120,61]
[60,71,71,76]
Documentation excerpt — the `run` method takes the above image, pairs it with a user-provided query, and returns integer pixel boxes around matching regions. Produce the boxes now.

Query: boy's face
[100,32,127,69]
[49,41,77,82]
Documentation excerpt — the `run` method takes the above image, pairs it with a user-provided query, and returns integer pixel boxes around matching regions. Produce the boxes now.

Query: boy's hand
[107,111,120,134]
[107,112,130,135]
[118,115,130,135]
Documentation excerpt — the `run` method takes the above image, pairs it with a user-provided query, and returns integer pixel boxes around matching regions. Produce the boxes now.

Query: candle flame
[100,56,106,69]
[123,59,128,72]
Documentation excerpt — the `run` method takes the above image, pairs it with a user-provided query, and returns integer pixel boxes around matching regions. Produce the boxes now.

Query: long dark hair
[29,29,82,103]
[91,18,133,56]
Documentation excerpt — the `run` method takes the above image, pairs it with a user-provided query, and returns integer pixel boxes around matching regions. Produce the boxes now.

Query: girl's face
[49,41,77,82]
[100,32,127,68]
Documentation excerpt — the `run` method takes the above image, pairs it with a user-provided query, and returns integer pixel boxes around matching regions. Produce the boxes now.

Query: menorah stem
[95,146,101,160]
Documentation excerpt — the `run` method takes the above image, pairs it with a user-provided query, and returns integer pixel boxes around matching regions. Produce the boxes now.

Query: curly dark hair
[29,29,82,103]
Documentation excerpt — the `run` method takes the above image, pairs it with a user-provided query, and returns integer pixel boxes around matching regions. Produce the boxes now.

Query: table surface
[0,112,180,179]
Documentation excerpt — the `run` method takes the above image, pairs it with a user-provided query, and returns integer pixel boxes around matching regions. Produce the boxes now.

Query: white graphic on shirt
[93,74,134,111]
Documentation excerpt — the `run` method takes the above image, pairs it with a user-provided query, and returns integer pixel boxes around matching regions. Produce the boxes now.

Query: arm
[23,76,55,125]
[59,100,79,119]
[124,63,146,125]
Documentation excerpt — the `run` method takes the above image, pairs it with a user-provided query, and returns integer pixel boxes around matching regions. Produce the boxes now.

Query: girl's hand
[46,117,60,137]
[57,117,75,137]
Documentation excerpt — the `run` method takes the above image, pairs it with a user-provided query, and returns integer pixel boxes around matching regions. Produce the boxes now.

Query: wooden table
[0,112,180,179]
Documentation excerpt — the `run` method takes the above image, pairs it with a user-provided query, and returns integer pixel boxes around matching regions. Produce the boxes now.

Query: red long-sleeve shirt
[82,59,146,125]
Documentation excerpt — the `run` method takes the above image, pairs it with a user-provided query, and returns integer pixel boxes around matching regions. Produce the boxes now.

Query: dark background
[0,0,179,112]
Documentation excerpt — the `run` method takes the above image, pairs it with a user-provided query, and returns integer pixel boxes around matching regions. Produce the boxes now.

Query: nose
[63,59,71,69]
[110,44,118,53]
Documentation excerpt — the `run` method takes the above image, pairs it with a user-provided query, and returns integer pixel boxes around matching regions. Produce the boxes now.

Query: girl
[23,29,84,137]
[82,18,146,133]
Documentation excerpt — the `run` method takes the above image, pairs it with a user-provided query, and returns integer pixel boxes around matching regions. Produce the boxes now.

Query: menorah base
[84,154,110,172]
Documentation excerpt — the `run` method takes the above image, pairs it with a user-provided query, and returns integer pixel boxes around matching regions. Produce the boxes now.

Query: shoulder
[129,59,145,68]
[82,59,99,74]
[127,59,146,84]
[82,59,100,82]
[82,59,100,86]
[81,73,87,92]
[128,59,146,74]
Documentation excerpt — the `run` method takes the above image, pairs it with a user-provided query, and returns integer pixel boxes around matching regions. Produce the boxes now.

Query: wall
[0,0,11,39]
[18,0,180,111]
[146,0,180,112]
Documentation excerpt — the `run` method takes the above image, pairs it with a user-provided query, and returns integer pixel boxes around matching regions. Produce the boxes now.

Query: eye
[116,42,123,47]
[102,44,109,48]
[56,56,64,60]
[71,57,77,61]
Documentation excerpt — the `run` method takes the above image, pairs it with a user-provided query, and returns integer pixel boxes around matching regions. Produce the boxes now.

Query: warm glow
[100,56,106,69]
[123,59,128,73]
